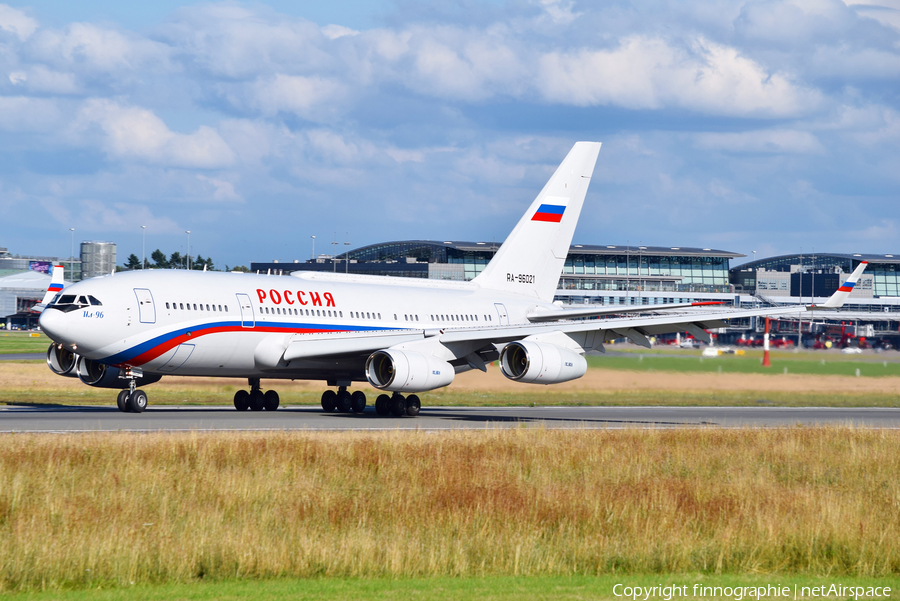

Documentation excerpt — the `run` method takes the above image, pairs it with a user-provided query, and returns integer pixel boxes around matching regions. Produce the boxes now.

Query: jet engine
[499,340,587,384]
[75,356,162,389]
[47,344,78,377]
[366,349,455,392]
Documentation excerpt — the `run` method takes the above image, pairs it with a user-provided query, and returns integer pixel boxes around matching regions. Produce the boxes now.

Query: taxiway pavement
[1,405,898,432]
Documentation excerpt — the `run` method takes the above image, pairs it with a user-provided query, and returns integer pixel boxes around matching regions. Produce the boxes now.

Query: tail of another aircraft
[473,141,601,301]
[31,265,66,313]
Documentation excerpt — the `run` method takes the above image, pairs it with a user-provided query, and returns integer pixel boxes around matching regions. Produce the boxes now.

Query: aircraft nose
[39,309,69,342]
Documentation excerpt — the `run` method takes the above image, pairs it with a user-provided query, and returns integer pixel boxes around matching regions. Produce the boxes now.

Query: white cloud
[321,24,359,39]
[196,174,241,201]
[7,65,80,94]
[0,4,38,41]
[695,129,826,153]
[0,96,63,132]
[73,99,234,168]
[233,74,347,120]
[539,36,820,117]
[30,22,171,75]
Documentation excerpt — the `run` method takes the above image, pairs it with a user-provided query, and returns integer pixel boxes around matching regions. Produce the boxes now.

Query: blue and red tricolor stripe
[531,204,566,223]
[48,283,64,291]
[102,320,392,367]
[837,281,856,292]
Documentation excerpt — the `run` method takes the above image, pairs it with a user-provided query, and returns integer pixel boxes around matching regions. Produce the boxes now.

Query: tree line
[122,250,250,272]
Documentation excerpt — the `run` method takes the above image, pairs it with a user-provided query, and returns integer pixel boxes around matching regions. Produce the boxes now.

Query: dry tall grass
[1,428,898,591]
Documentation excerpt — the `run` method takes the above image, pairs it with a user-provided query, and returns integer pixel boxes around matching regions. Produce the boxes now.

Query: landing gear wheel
[128,389,148,413]
[350,391,367,413]
[321,390,337,412]
[263,390,280,411]
[336,390,353,413]
[405,394,421,417]
[234,390,250,411]
[375,394,391,416]
[390,393,406,417]
[116,390,131,413]
[249,390,265,411]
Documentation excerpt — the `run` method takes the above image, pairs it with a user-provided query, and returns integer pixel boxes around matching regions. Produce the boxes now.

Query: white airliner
[38,142,868,416]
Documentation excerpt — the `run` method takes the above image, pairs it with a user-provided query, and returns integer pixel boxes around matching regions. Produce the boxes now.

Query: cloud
[196,174,241,201]
[0,96,63,131]
[694,129,826,153]
[224,74,348,120]
[539,36,820,117]
[321,24,359,39]
[29,22,172,75]
[40,197,182,234]
[72,99,234,168]
[0,4,38,41]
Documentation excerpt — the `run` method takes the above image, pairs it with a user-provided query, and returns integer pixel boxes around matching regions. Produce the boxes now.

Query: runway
[1,404,899,432]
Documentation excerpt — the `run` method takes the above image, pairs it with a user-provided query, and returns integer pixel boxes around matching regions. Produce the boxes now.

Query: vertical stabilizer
[32,265,66,312]
[473,142,601,301]
[818,261,868,308]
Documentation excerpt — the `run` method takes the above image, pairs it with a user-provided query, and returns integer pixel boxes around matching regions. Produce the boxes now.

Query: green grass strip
[2,575,898,600]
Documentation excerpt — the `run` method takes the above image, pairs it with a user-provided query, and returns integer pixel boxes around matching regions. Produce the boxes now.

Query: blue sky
[1,0,898,268]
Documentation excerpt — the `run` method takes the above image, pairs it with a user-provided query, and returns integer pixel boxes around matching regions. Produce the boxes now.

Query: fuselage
[39,269,554,382]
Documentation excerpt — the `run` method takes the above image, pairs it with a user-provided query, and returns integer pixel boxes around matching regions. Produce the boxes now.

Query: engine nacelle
[75,356,162,389]
[366,349,455,392]
[47,344,78,377]
[499,340,587,385]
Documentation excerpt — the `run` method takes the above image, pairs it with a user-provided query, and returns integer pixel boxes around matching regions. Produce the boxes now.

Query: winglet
[31,265,66,313]
[816,261,868,309]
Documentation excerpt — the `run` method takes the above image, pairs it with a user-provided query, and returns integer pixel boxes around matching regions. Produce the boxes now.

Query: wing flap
[283,330,426,361]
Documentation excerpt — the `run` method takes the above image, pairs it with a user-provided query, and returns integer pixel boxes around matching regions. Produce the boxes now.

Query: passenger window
[193,304,197,310]
[225,305,228,312]
[180,303,184,310]
[166,302,170,309]
[366,312,370,319]
[339,311,342,317]
[378,313,381,319]
[206,304,210,311]
[415,315,419,321]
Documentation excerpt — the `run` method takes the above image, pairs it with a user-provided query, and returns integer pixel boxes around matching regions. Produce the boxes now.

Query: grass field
[1,428,899,593]
[0,332,47,354]
[2,575,898,600]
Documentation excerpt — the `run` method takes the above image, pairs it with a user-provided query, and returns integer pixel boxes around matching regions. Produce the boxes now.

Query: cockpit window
[50,294,92,313]
[88,296,102,306]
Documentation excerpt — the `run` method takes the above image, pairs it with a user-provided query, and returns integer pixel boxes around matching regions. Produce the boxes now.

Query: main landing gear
[233,378,280,411]
[116,368,148,413]
[320,386,367,414]
[321,390,420,417]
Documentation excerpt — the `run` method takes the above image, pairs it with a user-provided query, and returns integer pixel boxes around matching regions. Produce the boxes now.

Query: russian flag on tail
[532,203,566,223]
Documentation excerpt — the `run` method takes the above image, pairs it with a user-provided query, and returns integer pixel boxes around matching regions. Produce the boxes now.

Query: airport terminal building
[251,241,900,346]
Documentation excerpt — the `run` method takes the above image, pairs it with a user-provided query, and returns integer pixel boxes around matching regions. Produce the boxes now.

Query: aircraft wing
[526,300,725,321]
[258,261,868,368]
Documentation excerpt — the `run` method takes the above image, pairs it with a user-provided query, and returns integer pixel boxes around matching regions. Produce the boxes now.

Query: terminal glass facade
[562,254,730,286]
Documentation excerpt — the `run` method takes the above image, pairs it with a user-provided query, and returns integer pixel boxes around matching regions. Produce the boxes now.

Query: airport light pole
[311,236,315,261]
[332,234,338,272]
[344,234,350,274]
[69,228,74,280]
[186,230,191,270]
[141,225,146,269]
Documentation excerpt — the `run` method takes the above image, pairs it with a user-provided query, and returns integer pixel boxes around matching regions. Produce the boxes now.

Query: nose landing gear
[116,368,148,413]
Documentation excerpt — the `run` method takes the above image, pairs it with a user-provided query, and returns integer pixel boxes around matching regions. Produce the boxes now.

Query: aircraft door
[134,288,156,324]
[236,293,255,328]
[494,303,509,325]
